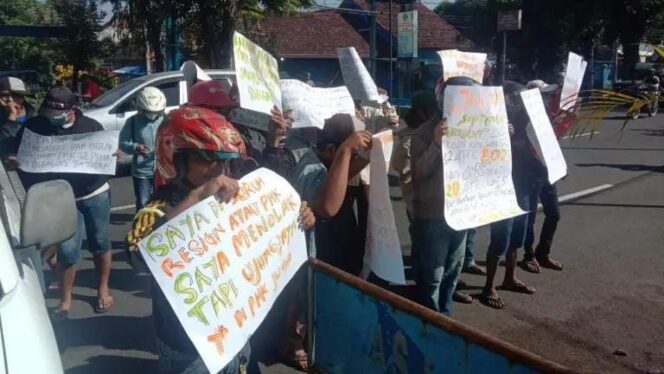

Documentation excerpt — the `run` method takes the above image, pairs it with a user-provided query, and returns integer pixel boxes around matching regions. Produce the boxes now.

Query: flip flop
[95,296,114,314]
[519,259,541,274]
[51,308,69,322]
[453,291,473,304]
[479,293,506,309]
[500,283,536,295]
[537,257,563,271]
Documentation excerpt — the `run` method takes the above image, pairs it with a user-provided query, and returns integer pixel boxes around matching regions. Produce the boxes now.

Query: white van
[0,163,78,374]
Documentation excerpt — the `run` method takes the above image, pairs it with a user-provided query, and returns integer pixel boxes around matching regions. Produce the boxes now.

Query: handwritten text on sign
[365,131,405,284]
[438,49,487,84]
[280,79,355,129]
[520,89,567,184]
[17,128,119,175]
[337,47,379,102]
[138,168,307,373]
[442,86,525,230]
[560,52,586,111]
[233,32,282,114]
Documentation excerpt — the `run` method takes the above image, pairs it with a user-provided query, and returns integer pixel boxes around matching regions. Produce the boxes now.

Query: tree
[49,0,104,89]
[0,0,58,87]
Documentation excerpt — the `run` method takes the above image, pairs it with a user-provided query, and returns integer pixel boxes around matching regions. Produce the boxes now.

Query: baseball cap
[0,77,29,96]
[318,113,365,146]
[39,86,77,118]
[526,79,559,94]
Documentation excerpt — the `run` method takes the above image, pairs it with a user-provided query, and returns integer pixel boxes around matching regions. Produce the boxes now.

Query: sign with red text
[442,86,525,230]
[233,32,282,114]
[438,49,487,84]
[137,168,307,373]
[520,88,567,183]
[364,130,405,284]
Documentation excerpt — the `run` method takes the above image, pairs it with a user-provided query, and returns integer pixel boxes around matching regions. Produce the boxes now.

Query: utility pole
[369,0,377,78]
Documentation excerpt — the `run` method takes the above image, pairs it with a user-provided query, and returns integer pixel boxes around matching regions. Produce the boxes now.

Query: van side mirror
[21,180,77,249]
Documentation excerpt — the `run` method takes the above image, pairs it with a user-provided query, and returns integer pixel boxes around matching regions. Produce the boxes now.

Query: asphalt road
[49,114,664,373]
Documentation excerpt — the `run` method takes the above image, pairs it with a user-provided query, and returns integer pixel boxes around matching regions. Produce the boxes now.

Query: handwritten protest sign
[438,49,487,84]
[364,130,405,284]
[560,52,586,111]
[17,128,119,175]
[520,88,567,184]
[337,47,379,102]
[138,168,307,373]
[233,32,281,114]
[280,79,355,129]
[442,86,525,230]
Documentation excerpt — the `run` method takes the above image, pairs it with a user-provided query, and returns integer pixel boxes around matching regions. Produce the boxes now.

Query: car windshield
[88,78,145,108]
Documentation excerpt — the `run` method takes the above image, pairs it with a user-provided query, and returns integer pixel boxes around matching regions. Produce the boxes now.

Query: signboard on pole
[398,11,418,58]
[497,10,522,32]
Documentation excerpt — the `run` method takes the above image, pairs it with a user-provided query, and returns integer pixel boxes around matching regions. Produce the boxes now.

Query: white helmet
[135,87,166,112]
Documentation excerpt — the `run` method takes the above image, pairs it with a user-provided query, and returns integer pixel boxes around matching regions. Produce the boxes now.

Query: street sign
[398,11,418,58]
[497,10,522,32]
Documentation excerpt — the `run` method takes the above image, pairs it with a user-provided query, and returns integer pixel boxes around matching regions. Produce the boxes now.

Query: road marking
[538,184,614,209]
[111,204,135,212]
[562,131,598,140]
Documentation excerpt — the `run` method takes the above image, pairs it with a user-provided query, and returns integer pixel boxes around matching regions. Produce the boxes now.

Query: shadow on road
[575,163,664,173]
[566,202,664,209]
[66,355,157,374]
[55,315,157,354]
[630,128,664,137]
[111,213,134,225]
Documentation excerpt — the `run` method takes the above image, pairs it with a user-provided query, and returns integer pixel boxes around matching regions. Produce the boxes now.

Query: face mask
[16,114,26,125]
[46,113,69,128]
[144,112,160,120]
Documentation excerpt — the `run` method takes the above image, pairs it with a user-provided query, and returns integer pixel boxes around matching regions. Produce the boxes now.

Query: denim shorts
[57,190,111,266]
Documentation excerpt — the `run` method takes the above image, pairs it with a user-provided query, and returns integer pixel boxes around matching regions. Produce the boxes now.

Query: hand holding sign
[433,118,449,147]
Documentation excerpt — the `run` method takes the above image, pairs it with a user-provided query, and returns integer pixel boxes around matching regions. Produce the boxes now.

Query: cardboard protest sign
[17,128,119,175]
[560,52,586,111]
[279,79,355,129]
[438,49,487,84]
[520,88,567,184]
[337,47,379,102]
[364,130,405,284]
[442,86,525,230]
[233,32,281,114]
[137,168,307,373]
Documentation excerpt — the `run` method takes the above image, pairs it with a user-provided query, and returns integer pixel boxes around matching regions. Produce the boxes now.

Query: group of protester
[0,63,574,373]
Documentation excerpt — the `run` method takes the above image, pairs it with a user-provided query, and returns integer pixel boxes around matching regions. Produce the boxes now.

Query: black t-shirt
[18,112,111,198]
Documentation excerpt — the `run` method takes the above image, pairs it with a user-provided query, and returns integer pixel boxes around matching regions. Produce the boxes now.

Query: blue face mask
[15,114,26,125]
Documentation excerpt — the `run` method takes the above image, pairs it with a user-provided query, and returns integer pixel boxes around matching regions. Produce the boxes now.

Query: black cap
[318,113,365,146]
[39,86,77,118]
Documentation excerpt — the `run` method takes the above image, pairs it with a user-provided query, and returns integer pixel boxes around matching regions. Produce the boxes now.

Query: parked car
[0,162,78,374]
[82,69,235,132]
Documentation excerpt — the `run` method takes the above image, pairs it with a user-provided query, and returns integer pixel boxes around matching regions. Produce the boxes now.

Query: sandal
[453,291,473,304]
[479,293,506,309]
[283,348,308,372]
[95,295,114,314]
[463,262,487,275]
[537,256,563,271]
[519,259,541,274]
[51,308,69,322]
[500,282,536,295]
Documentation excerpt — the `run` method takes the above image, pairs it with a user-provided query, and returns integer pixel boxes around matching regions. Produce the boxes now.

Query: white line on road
[562,131,598,140]
[111,204,135,212]
[538,184,614,209]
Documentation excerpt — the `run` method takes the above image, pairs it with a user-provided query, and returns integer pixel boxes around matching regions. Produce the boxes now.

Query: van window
[112,80,180,114]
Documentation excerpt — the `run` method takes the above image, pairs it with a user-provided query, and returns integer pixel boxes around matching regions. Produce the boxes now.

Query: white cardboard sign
[279,79,355,129]
[438,49,487,84]
[233,32,282,114]
[337,47,379,102]
[560,52,586,111]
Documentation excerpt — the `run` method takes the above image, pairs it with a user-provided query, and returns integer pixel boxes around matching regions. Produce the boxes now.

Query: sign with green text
[233,32,282,114]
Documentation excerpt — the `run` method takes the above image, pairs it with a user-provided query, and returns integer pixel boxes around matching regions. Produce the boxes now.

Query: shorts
[57,190,111,266]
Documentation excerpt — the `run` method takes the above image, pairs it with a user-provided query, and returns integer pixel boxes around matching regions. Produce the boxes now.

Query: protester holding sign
[18,86,115,319]
[520,80,565,274]
[481,82,546,310]
[0,77,36,163]
[119,87,166,210]
[289,113,371,276]
[126,106,315,373]
[409,76,477,315]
